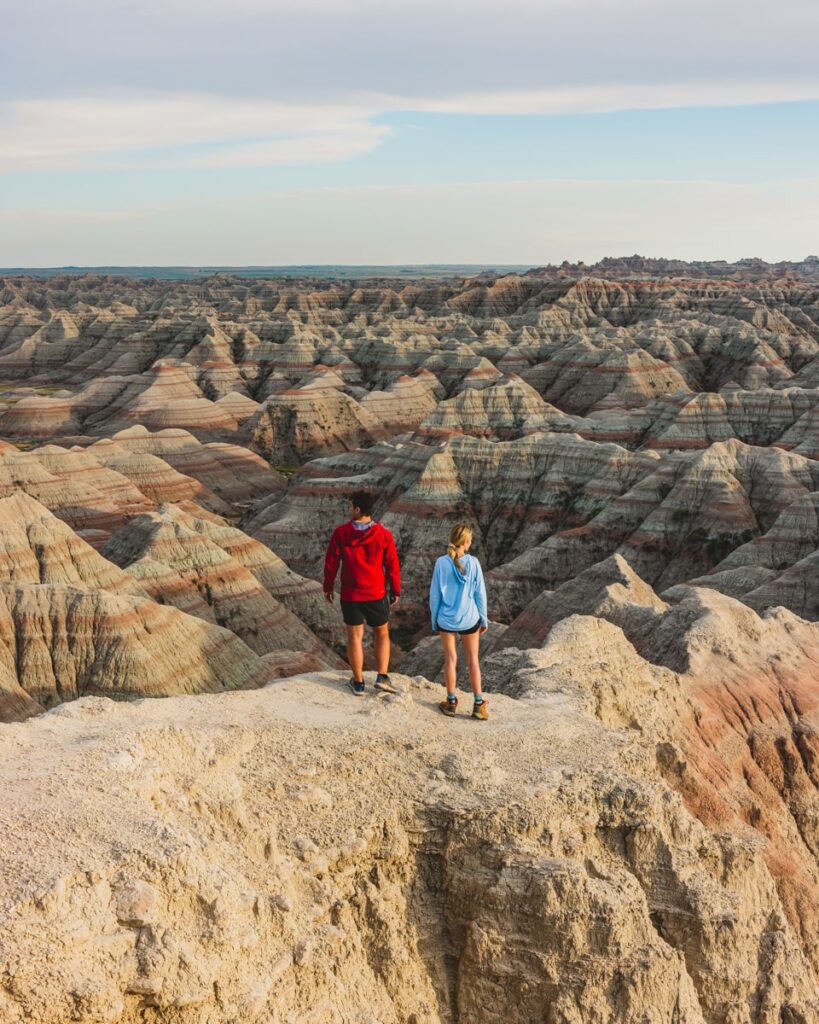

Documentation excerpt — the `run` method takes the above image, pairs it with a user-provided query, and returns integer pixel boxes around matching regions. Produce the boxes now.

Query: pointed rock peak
[597,552,647,581]
[0,490,57,520]
[215,391,259,407]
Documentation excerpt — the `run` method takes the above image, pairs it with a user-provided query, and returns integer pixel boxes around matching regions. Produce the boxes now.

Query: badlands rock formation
[0,487,339,721]
[4,261,816,623]
[1,260,818,1020]
[102,503,342,656]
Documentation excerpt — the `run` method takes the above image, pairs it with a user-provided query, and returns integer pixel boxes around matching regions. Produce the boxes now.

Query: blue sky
[2,0,818,265]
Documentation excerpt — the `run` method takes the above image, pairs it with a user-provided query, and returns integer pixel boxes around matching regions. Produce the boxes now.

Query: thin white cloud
[392,79,819,116]
[6,0,819,178]
[191,127,389,169]
[0,94,386,173]
[4,71,819,176]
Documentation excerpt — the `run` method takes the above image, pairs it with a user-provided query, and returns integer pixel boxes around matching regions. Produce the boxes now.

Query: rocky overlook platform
[2,616,818,1024]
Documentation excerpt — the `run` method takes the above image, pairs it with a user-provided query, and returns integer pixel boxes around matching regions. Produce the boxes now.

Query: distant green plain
[0,265,531,281]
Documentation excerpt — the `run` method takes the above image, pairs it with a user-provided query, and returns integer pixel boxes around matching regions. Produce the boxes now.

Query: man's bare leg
[346,624,365,681]
[373,623,390,675]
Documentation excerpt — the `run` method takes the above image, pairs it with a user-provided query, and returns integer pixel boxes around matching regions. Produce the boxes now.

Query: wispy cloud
[395,79,819,117]
[6,0,819,175]
[4,72,819,176]
[0,95,387,173]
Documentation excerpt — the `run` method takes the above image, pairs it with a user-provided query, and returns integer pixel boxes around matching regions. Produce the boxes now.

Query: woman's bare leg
[440,632,458,696]
[461,631,482,698]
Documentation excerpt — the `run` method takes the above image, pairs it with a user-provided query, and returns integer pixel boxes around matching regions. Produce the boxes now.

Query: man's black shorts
[341,596,390,627]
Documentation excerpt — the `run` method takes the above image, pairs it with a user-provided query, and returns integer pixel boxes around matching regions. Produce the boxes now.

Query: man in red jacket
[324,490,400,696]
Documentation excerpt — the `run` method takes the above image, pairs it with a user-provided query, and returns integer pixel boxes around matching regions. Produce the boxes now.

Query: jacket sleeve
[384,530,401,597]
[323,528,341,595]
[429,559,443,631]
[474,560,488,627]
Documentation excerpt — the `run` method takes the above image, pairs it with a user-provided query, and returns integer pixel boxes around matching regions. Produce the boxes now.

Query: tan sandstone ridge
[101,503,343,658]
[0,430,282,543]
[245,371,442,465]
[0,492,342,719]
[1,606,818,1024]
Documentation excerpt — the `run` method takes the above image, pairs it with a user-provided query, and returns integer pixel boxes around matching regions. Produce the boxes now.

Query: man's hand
[389,594,400,607]
[479,625,488,634]
[324,590,335,604]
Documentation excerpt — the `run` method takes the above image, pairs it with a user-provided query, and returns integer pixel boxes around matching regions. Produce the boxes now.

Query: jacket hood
[346,520,385,546]
[444,553,473,587]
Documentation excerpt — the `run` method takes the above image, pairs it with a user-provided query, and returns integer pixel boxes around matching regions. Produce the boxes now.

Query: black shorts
[341,596,390,627]
[437,619,481,636]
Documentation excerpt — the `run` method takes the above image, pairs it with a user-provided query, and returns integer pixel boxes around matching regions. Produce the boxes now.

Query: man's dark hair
[350,491,375,517]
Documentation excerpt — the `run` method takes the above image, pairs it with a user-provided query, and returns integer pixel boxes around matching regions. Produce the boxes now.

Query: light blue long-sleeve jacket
[429,553,488,632]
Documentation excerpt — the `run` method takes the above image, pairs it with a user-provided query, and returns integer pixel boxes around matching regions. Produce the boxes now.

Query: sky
[2,0,818,266]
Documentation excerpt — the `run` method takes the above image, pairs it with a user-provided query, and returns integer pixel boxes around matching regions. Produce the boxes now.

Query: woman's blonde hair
[447,523,473,574]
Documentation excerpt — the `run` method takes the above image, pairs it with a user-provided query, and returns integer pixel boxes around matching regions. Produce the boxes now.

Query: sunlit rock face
[1,612,818,1023]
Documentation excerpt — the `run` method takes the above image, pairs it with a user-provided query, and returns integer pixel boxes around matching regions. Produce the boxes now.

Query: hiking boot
[348,677,366,697]
[374,673,397,694]
[439,696,458,717]
[471,699,489,721]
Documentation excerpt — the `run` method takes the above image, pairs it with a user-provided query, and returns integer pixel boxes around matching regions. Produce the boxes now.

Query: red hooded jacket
[323,520,401,602]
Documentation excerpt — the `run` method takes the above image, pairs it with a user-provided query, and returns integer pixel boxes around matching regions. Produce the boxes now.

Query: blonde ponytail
[447,523,473,575]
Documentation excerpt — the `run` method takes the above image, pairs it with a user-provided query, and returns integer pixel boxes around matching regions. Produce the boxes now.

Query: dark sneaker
[439,696,458,717]
[374,673,397,694]
[472,700,489,721]
[348,678,366,697]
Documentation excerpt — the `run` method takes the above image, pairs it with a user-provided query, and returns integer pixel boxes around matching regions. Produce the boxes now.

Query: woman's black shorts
[437,619,481,636]
[341,596,390,627]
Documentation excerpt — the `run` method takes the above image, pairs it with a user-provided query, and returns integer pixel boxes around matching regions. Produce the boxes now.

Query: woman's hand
[479,625,488,634]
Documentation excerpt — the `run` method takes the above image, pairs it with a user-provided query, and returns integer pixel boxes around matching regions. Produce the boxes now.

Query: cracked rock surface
[1,639,817,1023]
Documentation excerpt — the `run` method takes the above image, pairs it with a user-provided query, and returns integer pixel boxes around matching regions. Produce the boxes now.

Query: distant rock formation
[2,266,816,630]
[0,581,269,710]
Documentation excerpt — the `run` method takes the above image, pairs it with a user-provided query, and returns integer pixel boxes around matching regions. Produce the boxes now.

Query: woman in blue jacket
[429,523,489,720]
